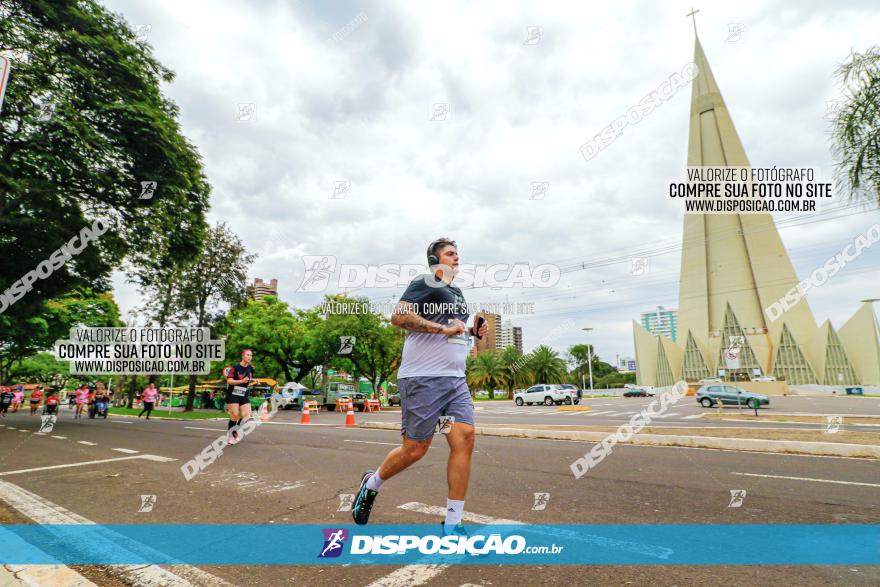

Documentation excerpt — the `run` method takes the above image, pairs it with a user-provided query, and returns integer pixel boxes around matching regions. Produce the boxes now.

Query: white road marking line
[344,439,432,449]
[398,502,523,525]
[112,448,139,454]
[588,411,617,416]
[363,564,450,587]
[682,414,703,420]
[652,413,680,419]
[731,472,880,488]
[51,435,67,439]
[605,412,634,417]
[77,441,98,446]
[0,454,175,476]
[384,501,673,585]
[184,426,224,432]
[7,426,16,430]
[366,505,525,587]
[112,421,133,424]
[19,429,29,432]
[0,479,232,587]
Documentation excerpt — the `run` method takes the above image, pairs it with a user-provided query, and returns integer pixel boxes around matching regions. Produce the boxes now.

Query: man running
[138,383,158,419]
[29,386,44,415]
[225,349,256,445]
[352,238,487,533]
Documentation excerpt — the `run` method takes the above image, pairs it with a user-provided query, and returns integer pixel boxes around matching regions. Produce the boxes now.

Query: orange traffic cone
[259,400,269,422]
[300,402,311,424]
[345,403,356,427]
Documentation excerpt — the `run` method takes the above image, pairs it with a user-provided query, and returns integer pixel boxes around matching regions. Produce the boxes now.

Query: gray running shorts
[398,376,474,441]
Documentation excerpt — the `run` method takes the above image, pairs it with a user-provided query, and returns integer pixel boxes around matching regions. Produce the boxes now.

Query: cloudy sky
[104,0,880,366]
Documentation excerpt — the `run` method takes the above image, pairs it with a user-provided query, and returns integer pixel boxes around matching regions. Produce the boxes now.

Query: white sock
[445,499,464,526]
[365,470,384,492]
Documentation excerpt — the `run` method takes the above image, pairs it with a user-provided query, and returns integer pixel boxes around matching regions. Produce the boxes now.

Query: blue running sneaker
[441,522,468,537]
[352,470,378,525]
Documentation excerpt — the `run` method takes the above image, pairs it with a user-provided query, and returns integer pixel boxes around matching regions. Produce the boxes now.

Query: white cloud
[104,0,880,364]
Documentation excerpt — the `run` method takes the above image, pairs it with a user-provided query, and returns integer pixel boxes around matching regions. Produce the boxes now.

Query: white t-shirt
[396,274,470,378]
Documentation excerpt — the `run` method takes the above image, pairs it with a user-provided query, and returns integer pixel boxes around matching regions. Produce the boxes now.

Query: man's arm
[391,301,448,334]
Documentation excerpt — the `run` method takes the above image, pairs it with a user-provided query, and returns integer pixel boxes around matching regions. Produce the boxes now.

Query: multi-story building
[640,306,678,343]
[476,316,523,353]
[249,278,278,300]
[475,313,501,354]
[617,356,637,373]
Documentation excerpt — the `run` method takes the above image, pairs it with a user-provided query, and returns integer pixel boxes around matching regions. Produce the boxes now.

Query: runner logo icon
[319,528,349,558]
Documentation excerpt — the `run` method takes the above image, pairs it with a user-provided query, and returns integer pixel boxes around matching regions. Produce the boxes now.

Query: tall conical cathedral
[633,36,880,387]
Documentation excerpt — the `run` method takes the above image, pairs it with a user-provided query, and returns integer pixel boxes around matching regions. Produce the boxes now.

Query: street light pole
[582,327,594,393]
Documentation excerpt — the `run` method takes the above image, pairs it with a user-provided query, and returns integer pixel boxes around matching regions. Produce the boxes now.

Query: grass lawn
[108,407,226,420]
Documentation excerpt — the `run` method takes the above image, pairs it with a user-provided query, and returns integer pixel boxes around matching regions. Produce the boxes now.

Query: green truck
[324,381,368,411]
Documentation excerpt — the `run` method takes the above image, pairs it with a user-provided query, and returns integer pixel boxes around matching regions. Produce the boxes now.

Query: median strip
[360,422,880,458]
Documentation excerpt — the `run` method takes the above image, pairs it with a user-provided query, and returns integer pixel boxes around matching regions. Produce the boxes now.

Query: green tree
[466,350,507,399]
[176,223,255,411]
[225,297,332,384]
[322,296,404,397]
[499,346,529,400]
[8,352,70,387]
[0,288,122,383]
[0,0,209,369]
[831,46,880,204]
[566,343,616,387]
[527,345,567,384]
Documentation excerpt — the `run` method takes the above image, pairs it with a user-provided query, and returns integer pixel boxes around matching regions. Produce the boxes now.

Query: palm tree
[467,350,507,400]
[499,346,529,399]
[831,46,880,205]
[527,345,567,384]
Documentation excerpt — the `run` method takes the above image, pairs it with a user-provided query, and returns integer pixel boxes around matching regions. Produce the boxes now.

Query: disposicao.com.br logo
[297,256,560,292]
[318,528,559,557]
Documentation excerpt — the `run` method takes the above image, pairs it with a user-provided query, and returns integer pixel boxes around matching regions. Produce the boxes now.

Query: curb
[360,422,880,459]
[108,412,227,421]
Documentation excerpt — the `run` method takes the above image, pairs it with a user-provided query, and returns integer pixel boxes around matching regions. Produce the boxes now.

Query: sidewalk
[1,564,97,587]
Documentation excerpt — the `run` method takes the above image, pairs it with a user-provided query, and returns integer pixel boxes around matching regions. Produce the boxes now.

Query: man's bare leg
[445,423,475,500]
[376,435,433,481]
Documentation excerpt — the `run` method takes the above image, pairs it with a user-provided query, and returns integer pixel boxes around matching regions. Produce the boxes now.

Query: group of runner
[68,383,112,419]
[0,385,60,417]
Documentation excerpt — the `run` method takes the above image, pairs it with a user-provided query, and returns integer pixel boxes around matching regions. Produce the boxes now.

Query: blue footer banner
[0,524,877,565]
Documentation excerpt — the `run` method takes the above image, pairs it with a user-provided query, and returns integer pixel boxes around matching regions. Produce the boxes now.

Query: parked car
[751,376,776,382]
[514,384,579,406]
[623,384,654,396]
[388,393,401,406]
[559,384,582,398]
[696,384,769,409]
[699,377,723,384]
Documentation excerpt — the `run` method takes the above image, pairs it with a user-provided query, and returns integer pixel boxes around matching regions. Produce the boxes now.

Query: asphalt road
[1,408,878,586]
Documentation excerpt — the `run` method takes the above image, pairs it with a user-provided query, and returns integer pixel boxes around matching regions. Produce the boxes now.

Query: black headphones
[427,239,456,266]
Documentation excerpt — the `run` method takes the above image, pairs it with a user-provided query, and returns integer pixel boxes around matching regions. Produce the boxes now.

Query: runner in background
[0,387,13,417]
[29,386,44,415]
[44,391,59,415]
[87,385,97,418]
[74,384,87,419]
[11,387,23,413]
[225,349,256,445]
[139,382,158,419]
